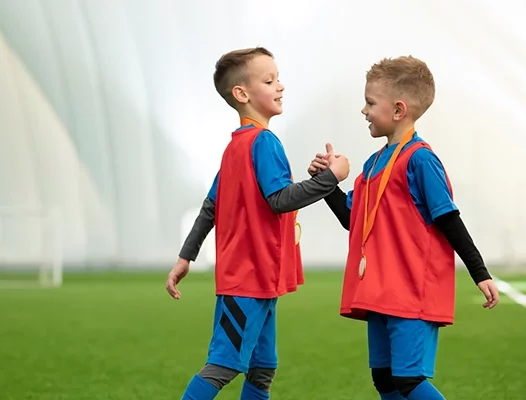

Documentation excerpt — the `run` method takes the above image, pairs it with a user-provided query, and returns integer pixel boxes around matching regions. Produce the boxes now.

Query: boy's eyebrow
[262,72,277,80]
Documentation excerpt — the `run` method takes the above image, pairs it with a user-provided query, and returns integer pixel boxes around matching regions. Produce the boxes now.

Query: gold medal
[295,222,302,245]
[359,255,366,279]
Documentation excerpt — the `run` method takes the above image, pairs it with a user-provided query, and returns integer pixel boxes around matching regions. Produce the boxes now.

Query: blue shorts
[206,295,278,373]
[367,312,439,378]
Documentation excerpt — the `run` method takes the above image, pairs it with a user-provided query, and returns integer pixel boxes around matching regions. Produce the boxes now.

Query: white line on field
[492,276,526,308]
[509,281,526,291]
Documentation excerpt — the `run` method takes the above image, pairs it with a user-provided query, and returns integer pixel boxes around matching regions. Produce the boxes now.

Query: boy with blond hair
[166,47,349,399]
[309,56,499,399]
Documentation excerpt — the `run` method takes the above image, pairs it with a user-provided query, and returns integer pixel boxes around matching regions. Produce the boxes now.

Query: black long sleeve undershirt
[323,186,351,230]
[178,197,215,261]
[265,169,339,213]
[434,210,491,284]
[178,169,339,261]
[322,188,491,284]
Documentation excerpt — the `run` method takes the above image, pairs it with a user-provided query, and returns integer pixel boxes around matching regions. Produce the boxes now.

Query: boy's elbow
[337,216,350,231]
[268,202,288,214]
[266,192,290,214]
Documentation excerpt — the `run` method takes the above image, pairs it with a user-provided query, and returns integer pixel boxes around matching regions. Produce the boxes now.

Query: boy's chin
[369,124,393,139]
[265,110,283,120]
[272,106,283,116]
[369,130,387,139]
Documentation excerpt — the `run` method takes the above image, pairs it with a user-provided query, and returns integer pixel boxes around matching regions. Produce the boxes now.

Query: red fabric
[215,127,303,298]
[340,142,456,325]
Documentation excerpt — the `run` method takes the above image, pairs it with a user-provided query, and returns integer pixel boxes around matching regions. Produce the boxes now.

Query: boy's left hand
[477,279,499,309]
[166,258,190,300]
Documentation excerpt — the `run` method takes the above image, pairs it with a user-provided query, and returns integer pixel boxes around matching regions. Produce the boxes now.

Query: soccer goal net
[0,206,63,288]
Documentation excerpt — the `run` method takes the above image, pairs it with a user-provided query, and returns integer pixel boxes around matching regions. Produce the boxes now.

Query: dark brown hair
[213,47,274,108]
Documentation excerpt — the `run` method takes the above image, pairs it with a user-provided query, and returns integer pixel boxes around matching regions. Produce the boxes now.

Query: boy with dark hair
[166,47,350,399]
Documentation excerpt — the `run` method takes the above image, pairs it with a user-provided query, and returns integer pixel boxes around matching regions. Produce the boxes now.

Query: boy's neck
[239,112,269,129]
[386,122,415,146]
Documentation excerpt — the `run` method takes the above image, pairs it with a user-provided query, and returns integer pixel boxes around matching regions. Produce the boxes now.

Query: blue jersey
[346,133,457,225]
[208,124,293,201]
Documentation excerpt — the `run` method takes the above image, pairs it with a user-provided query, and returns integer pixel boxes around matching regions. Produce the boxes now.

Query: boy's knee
[245,367,276,392]
[392,375,426,398]
[371,367,396,393]
[198,363,240,390]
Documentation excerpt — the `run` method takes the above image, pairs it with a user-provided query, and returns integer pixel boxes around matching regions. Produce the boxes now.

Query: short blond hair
[366,56,435,120]
[213,47,274,109]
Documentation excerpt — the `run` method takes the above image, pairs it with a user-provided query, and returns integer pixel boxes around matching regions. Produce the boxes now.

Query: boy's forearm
[324,187,350,230]
[179,169,339,259]
[434,210,492,284]
[266,169,339,214]
[178,197,215,261]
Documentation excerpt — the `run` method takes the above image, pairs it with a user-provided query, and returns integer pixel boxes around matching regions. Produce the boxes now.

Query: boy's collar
[240,116,266,129]
[386,131,417,148]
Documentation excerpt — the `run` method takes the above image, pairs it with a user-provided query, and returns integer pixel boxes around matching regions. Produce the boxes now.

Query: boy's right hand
[166,258,190,300]
[325,143,350,182]
[307,153,329,176]
[307,143,350,181]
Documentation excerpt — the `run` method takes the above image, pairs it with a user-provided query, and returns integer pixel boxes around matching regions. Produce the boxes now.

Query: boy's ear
[232,85,249,104]
[393,100,408,121]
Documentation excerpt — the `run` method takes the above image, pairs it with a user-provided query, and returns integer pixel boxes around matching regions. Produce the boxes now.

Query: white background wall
[0,0,525,269]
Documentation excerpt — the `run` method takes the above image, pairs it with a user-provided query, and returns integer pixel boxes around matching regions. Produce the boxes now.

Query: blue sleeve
[207,172,219,202]
[251,130,293,198]
[407,148,458,224]
[346,190,353,210]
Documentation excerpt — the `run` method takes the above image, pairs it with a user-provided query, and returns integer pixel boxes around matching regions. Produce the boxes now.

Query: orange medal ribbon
[359,128,415,278]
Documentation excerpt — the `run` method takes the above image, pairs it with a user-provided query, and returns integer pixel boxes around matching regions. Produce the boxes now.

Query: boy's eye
[266,81,273,85]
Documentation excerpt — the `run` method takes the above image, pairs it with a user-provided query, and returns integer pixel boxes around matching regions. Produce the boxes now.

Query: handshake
[307,143,350,182]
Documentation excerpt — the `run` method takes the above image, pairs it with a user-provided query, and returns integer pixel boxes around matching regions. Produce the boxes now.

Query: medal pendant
[294,222,302,245]
[359,255,366,279]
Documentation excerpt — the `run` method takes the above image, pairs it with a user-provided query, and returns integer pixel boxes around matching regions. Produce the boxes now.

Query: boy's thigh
[249,298,278,370]
[386,315,439,378]
[367,312,392,368]
[207,295,274,373]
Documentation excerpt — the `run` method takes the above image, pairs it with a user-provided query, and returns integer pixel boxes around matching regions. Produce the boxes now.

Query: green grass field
[1,270,525,399]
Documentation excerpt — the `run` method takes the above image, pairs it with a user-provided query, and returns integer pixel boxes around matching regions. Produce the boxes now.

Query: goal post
[0,205,63,288]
